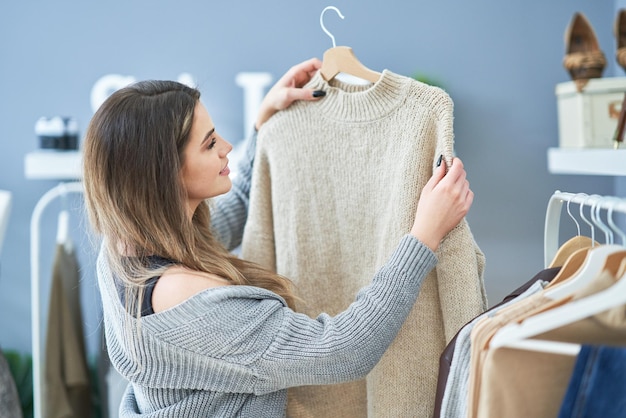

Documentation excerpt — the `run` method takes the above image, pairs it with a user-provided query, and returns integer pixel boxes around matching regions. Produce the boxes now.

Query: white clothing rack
[490,190,626,355]
[544,190,626,268]
[30,181,84,418]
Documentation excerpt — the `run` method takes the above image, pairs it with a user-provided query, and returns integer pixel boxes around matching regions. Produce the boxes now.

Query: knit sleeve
[250,235,436,395]
[210,127,257,251]
[240,130,277,271]
[430,95,488,343]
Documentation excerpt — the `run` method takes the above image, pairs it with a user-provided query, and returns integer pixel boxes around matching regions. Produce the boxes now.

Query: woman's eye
[207,138,217,150]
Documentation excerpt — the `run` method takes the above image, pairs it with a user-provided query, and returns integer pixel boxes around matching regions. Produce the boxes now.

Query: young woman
[83,58,473,417]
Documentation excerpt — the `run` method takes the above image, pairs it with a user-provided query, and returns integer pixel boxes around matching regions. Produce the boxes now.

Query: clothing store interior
[1,0,626,417]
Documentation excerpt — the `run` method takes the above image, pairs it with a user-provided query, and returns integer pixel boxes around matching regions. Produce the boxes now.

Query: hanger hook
[607,197,626,246]
[579,194,595,246]
[591,195,612,244]
[566,193,582,236]
[320,6,344,48]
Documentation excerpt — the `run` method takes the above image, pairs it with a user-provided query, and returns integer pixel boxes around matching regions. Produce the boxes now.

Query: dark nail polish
[436,154,443,167]
[312,90,326,98]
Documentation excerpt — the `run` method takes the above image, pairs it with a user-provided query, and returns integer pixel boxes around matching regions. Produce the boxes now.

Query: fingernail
[312,90,326,98]
[436,154,443,167]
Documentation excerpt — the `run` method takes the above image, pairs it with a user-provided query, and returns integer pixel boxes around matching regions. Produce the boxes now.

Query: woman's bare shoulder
[152,266,230,313]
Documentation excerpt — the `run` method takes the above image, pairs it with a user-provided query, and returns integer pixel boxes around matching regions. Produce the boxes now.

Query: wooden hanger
[547,235,594,268]
[318,6,381,83]
[545,246,591,289]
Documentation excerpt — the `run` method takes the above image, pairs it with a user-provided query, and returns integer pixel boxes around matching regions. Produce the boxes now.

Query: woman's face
[181,101,233,216]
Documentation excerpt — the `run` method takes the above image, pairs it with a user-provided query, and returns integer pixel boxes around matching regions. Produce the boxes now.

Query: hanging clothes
[44,243,92,418]
[470,269,626,418]
[435,266,560,418]
[241,69,487,418]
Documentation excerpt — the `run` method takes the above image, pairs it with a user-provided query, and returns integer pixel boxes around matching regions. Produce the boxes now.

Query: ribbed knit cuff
[386,234,437,277]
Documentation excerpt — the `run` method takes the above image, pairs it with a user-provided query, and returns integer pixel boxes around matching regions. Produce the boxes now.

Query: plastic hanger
[490,260,626,356]
[543,195,624,300]
[318,6,381,83]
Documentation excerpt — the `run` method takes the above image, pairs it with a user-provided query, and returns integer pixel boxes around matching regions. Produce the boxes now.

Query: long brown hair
[83,80,297,316]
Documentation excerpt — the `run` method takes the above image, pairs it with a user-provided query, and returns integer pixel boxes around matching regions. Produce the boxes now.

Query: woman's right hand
[255,58,324,130]
[410,157,473,251]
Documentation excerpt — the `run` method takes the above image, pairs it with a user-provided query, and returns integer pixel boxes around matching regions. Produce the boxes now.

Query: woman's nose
[219,137,233,156]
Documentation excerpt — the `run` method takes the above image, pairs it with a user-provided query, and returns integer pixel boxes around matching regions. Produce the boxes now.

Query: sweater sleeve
[250,235,436,394]
[135,235,436,396]
[210,128,257,251]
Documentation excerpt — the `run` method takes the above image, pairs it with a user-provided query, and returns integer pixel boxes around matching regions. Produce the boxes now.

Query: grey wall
[0,0,620,358]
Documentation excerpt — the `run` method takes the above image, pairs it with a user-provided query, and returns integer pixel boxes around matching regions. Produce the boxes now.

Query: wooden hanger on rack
[546,194,597,287]
[489,193,626,356]
[544,195,625,299]
[318,6,381,83]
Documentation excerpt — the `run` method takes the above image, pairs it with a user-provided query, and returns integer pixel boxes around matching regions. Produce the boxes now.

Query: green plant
[3,349,33,418]
[412,72,444,89]
[3,349,104,418]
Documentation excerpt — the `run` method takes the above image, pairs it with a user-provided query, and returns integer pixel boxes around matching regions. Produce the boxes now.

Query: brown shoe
[563,12,606,91]
[615,9,626,72]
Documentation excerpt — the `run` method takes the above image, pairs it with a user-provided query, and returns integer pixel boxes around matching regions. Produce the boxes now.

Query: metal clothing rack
[30,181,84,418]
[544,190,626,268]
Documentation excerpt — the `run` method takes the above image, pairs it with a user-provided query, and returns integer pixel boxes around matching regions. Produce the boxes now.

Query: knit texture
[241,70,487,417]
[98,235,436,417]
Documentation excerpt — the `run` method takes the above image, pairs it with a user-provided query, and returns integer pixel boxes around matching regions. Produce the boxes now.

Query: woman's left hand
[255,57,325,130]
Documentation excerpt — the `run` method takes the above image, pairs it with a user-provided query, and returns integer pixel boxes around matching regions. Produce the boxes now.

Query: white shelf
[547,147,626,176]
[24,151,82,180]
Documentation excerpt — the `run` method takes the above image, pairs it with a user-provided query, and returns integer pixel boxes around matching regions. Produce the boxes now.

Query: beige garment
[475,270,626,418]
[467,293,553,418]
[44,244,92,418]
[242,70,486,418]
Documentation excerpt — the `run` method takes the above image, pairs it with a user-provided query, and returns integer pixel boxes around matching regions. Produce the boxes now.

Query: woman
[83,58,473,417]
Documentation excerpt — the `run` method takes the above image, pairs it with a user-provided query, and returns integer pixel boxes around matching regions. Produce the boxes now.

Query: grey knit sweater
[97,132,438,417]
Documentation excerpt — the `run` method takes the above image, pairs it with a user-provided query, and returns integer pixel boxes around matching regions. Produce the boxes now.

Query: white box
[556,77,626,148]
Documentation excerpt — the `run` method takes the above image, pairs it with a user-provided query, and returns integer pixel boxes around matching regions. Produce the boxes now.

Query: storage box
[556,77,626,148]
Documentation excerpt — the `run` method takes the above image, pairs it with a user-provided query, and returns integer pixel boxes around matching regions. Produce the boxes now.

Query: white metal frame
[30,181,84,418]
[492,190,626,356]
[543,190,626,267]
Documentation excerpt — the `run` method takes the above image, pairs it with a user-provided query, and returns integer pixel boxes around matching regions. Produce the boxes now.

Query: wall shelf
[547,147,626,176]
[24,151,82,180]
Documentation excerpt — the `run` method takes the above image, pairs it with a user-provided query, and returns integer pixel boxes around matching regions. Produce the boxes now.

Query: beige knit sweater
[241,70,487,418]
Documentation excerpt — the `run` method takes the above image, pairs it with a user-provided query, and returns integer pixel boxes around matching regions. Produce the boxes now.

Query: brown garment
[44,244,92,418]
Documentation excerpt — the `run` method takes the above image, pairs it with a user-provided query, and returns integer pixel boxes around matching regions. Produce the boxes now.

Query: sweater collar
[306,69,410,123]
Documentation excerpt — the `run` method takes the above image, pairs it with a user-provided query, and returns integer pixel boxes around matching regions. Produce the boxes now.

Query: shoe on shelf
[615,9,626,72]
[563,12,606,92]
